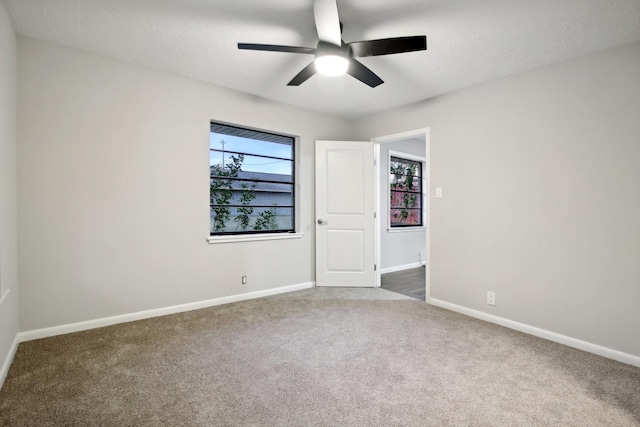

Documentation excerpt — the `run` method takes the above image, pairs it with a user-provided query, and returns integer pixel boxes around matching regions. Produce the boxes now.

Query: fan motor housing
[315,41,351,60]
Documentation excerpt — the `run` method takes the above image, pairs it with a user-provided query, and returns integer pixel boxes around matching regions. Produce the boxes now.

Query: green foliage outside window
[210,155,278,232]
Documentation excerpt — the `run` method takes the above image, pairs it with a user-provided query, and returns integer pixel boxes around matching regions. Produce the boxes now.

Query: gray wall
[0,0,19,381]
[8,30,640,363]
[353,42,640,358]
[17,37,351,331]
[379,137,426,270]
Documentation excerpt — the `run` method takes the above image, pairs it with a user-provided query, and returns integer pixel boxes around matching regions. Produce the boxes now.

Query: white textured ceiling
[5,0,640,119]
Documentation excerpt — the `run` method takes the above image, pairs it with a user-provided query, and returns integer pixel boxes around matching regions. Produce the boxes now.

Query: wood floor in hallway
[381,266,426,301]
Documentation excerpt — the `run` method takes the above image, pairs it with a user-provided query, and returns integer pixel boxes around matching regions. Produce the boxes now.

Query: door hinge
[374,212,377,219]
[374,264,377,271]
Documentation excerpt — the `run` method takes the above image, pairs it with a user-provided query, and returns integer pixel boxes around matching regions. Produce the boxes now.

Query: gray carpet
[1,287,639,426]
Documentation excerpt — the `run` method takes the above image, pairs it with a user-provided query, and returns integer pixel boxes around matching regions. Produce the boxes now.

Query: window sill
[207,233,304,244]
[387,227,426,233]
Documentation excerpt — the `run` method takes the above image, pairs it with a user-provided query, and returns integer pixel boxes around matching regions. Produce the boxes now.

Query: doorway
[373,129,430,301]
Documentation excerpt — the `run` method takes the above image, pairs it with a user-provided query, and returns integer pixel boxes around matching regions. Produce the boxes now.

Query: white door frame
[372,128,431,302]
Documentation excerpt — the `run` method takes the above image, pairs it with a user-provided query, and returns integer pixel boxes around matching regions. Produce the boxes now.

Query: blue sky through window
[210,133,292,175]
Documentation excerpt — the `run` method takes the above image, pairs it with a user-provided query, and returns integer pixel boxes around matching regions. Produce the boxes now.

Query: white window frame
[207,122,302,244]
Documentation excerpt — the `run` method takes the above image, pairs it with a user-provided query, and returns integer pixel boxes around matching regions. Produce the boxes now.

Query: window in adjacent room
[389,155,423,228]
[210,122,295,236]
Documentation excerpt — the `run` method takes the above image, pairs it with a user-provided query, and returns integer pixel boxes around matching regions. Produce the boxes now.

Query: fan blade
[349,36,426,58]
[313,0,342,46]
[238,43,315,54]
[347,59,383,88]
[287,62,317,86]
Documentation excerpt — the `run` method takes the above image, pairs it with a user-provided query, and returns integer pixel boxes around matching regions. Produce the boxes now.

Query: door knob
[317,219,327,225]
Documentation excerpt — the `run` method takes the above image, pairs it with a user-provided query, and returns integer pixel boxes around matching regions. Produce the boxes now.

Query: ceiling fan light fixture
[314,54,349,76]
[238,0,427,87]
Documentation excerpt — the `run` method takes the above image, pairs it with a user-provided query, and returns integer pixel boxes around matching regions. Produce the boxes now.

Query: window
[390,155,423,228]
[210,122,295,236]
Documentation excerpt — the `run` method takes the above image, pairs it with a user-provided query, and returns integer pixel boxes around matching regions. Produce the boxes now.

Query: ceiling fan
[238,0,427,88]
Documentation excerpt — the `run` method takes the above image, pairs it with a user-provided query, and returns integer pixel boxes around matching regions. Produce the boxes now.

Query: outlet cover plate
[487,291,496,306]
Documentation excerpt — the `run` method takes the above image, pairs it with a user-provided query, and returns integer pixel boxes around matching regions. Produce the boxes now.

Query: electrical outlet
[486,291,496,306]
[241,276,247,285]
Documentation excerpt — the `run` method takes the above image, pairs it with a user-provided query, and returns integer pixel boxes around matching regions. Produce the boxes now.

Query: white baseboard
[429,298,640,368]
[0,289,18,390]
[18,282,315,343]
[0,334,19,391]
[379,262,424,275]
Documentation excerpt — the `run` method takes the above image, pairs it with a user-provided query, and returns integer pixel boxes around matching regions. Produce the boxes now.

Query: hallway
[380,267,425,301]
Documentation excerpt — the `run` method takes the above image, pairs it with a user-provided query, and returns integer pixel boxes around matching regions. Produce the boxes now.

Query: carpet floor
[1,287,639,426]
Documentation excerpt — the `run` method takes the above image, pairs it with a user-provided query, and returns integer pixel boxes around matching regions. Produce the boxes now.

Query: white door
[315,140,376,287]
